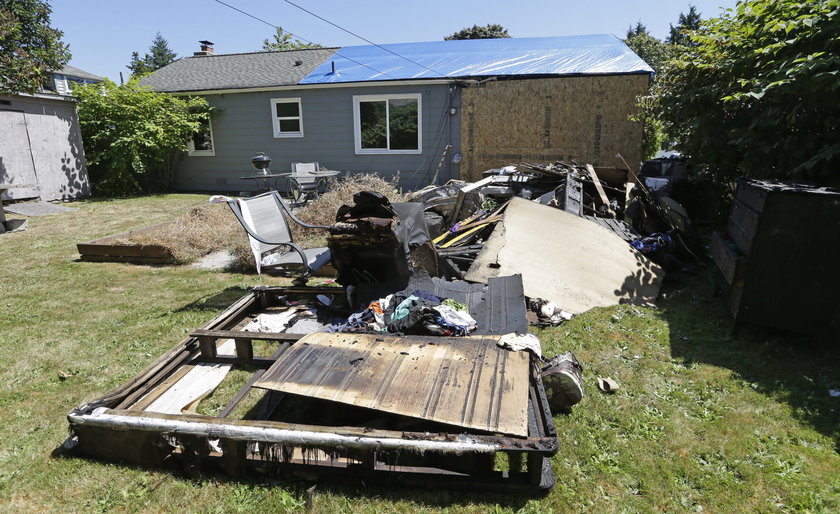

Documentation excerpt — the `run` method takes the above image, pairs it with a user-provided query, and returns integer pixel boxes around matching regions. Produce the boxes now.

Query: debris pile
[401,160,703,323]
[66,158,706,492]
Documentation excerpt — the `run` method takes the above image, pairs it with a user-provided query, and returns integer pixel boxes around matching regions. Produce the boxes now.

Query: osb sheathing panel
[461,75,648,181]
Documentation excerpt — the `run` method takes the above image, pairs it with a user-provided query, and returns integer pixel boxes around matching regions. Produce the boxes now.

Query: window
[352,94,421,154]
[270,98,303,138]
[188,118,214,156]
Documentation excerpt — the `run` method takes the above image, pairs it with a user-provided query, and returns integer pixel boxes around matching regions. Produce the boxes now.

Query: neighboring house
[0,65,103,201]
[140,35,652,193]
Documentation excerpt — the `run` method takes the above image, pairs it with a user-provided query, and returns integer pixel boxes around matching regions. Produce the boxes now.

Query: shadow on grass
[659,271,840,451]
[49,447,538,510]
[174,287,252,313]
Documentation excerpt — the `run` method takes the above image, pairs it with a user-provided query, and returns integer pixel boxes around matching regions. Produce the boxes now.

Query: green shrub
[75,78,211,195]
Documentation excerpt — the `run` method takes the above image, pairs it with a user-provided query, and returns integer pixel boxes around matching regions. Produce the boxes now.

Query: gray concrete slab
[192,250,238,270]
[4,201,77,216]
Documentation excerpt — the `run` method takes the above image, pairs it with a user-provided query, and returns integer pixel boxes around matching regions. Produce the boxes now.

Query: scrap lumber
[585,164,615,217]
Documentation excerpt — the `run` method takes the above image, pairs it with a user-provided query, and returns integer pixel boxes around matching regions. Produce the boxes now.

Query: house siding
[175,83,460,193]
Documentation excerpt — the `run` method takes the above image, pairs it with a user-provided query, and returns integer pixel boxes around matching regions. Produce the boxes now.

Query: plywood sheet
[254,332,531,436]
[465,197,664,314]
[461,75,648,180]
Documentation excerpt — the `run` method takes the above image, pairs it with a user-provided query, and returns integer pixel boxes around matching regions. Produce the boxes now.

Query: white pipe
[69,408,499,454]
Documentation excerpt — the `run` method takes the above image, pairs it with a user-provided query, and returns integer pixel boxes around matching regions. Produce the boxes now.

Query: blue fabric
[391,295,419,322]
[630,232,674,254]
[300,35,653,84]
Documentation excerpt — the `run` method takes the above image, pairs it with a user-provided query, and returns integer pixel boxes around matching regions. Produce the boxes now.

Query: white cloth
[432,304,477,332]
[497,332,543,357]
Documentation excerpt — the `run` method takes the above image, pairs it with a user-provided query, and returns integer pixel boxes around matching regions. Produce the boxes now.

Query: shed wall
[460,74,648,181]
[0,94,91,201]
[176,83,460,193]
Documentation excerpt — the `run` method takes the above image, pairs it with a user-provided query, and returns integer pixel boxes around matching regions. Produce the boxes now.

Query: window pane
[360,101,387,149]
[278,119,300,133]
[275,101,299,118]
[388,98,418,150]
[192,120,212,150]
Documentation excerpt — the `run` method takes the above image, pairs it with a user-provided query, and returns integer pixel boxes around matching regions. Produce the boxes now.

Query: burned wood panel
[460,75,647,180]
[254,333,530,436]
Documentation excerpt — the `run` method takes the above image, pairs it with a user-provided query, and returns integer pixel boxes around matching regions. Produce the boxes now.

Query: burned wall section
[460,74,648,181]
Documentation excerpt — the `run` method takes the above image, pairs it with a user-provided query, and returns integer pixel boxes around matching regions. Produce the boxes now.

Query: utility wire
[282,0,450,78]
[212,0,407,83]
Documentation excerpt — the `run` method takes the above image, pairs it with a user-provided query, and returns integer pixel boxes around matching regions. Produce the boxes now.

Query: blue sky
[51,0,738,82]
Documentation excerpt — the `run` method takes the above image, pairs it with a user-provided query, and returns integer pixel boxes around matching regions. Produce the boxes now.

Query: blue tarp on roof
[300,34,652,84]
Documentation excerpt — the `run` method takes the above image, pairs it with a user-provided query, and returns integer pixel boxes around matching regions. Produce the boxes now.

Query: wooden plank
[585,164,615,217]
[130,364,195,411]
[726,198,760,255]
[710,231,745,286]
[253,333,531,437]
[190,329,303,342]
[234,338,253,363]
[144,362,233,415]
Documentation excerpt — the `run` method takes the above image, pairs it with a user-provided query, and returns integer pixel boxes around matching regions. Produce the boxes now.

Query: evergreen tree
[127,32,177,76]
[625,22,671,74]
[667,5,702,46]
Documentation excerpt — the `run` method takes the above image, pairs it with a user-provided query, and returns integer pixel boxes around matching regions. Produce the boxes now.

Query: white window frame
[270,97,304,138]
[352,93,422,155]
[187,118,215,156]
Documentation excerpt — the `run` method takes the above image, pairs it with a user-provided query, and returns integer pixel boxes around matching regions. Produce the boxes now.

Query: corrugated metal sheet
[254,332,531,436]
[301,34,653,84]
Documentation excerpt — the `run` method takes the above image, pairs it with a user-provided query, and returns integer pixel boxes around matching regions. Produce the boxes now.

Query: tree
[625,22,671,74]
[261,27,320,51]
[444,24,510,40]
[656,0,840,185]
[127,32,177,76]
[667,5,702,46]
[624,22,672,159]
[0,0,70,95]
[74,78,211,195]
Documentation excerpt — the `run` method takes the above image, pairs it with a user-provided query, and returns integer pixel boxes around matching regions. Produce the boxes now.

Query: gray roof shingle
[57,65,105,82]
[139,47,338,92]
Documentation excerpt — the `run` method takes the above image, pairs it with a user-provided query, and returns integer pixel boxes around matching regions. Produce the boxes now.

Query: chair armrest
[271,191,331,230]
[264,241,314,273]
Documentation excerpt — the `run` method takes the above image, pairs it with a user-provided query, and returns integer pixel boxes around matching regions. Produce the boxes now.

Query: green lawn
[0,195,838,512]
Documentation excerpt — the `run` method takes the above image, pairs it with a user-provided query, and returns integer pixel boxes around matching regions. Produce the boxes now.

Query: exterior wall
[176,83,460,193]
[460,74,649,181]
[0,94,91,201]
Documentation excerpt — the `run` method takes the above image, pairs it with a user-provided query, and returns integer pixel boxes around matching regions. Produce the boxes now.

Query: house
[0,65,103,201]
[140,35,652,193]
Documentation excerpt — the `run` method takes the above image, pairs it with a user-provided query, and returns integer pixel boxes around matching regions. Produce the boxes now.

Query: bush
[656,0,840,185]
[75,78,211,195]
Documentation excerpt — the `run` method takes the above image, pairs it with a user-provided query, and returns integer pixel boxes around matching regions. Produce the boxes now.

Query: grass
[1,194,838,512]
